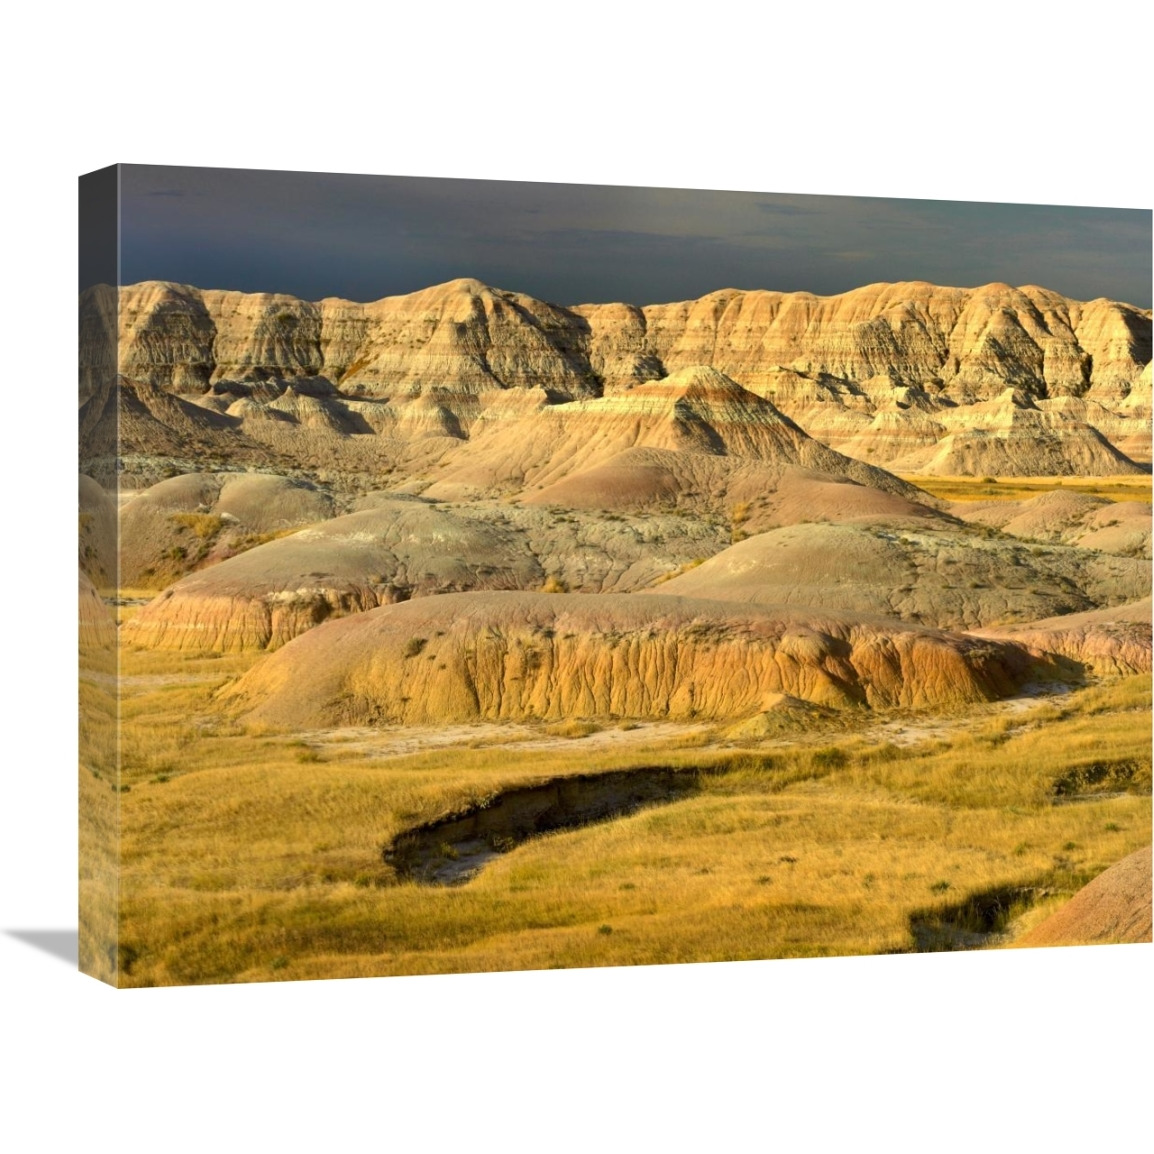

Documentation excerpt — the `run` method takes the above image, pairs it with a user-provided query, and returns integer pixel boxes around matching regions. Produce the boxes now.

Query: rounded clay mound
[648,522,1152,631]
[974,598,1152,677]
[119,471,336,588]
[122,500,542,652]
[221,591,1038,729]
[1016,847,1152,947]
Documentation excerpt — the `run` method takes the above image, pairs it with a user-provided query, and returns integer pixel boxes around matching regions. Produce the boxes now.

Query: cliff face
[117,278,601,402]
[112,277,1151,407]
[91,277,1151,484]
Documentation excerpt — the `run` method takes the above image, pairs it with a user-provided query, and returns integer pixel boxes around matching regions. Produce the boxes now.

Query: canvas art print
[78,165,1152,987]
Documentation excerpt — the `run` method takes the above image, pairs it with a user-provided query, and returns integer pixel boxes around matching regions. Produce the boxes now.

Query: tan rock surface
[102,279,1151,486]
[950,490,1151,558]
[834,400,946,465]
[1036,394,1152,462]
[517,453,935,525]
[78,474,118,589]
[115,278,1153,406]
[223,592,1038,728]
[121,498,728,652]
[1112,362,1153,461]
[972,598,1152,677]
[78,569,115,654]
[422,366,923,504]
[888,389,1143,477]
[119,472,336,588]
[1015,847,1152,947]
[646,522,1151,630]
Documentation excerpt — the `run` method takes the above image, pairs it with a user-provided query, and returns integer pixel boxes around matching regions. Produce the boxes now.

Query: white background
[1,4,1150,1150]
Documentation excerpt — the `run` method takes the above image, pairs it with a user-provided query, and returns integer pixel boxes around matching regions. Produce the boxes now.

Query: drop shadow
[6,929,78,967]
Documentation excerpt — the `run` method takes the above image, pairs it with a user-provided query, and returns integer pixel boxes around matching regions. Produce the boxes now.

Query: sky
[117,164,1152,309]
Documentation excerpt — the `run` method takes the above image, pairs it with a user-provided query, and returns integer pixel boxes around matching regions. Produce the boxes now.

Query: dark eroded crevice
[384,766,707,885]
[907,881,1052,951]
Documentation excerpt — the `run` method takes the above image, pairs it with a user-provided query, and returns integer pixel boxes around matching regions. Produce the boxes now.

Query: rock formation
[121,498,728,651]
[223,592,1040,728]
[1015,846,1152,946]
[78,569,115,656]
[886,389,1143,477]
[79,474,118,589]
[421,365,923,503]
[119,471,336,588]
[646,522,1152,631]
[97,278,1150,482]
[951,489,1151,559]
[973,598,1152,678]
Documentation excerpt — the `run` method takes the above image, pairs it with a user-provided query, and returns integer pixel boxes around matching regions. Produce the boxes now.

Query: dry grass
[902,474,1152,504]
[170,512,227,540]
[543,719,602,739]
[650,558,706,586]
[103,644,1152,986]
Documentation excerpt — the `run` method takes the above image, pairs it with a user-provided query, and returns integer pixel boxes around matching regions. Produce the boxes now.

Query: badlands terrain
[79,277,1152,984]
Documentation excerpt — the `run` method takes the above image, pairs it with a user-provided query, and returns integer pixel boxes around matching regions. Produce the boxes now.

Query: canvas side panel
[79,165,120,985]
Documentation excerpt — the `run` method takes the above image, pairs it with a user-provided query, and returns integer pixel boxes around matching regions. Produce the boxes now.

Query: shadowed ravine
[384,766,709,885]
[907,881,1054,951]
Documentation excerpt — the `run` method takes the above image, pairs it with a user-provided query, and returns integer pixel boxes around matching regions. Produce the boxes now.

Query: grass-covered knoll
[109,649,1151,985]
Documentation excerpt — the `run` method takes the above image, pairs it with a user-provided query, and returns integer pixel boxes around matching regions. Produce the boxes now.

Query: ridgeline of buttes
[81,276,1150,490]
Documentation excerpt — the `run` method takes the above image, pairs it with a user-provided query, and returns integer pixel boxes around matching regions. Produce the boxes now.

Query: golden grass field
[900,474,1153,504]
[90,632,1150,986]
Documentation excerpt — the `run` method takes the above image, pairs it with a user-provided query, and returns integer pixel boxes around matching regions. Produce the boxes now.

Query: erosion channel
[384,766,709,885]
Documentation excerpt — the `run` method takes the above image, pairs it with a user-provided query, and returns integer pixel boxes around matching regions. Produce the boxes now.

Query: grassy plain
[901,474,1153,504]
[107,643,1151,986]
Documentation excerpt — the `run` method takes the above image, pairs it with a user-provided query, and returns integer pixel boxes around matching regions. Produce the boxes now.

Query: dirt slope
[121,499,727,651]
[648,523,1152,631]
[1016,847,1152,947]
[973,598,1152,677]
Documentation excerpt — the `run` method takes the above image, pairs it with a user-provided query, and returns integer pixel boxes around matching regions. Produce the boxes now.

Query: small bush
[170,512,226,540]
[811,747,848,769]
[403,637,428,659]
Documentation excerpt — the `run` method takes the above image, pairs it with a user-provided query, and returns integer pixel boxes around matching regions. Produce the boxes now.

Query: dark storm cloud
[118,165,1152,308]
